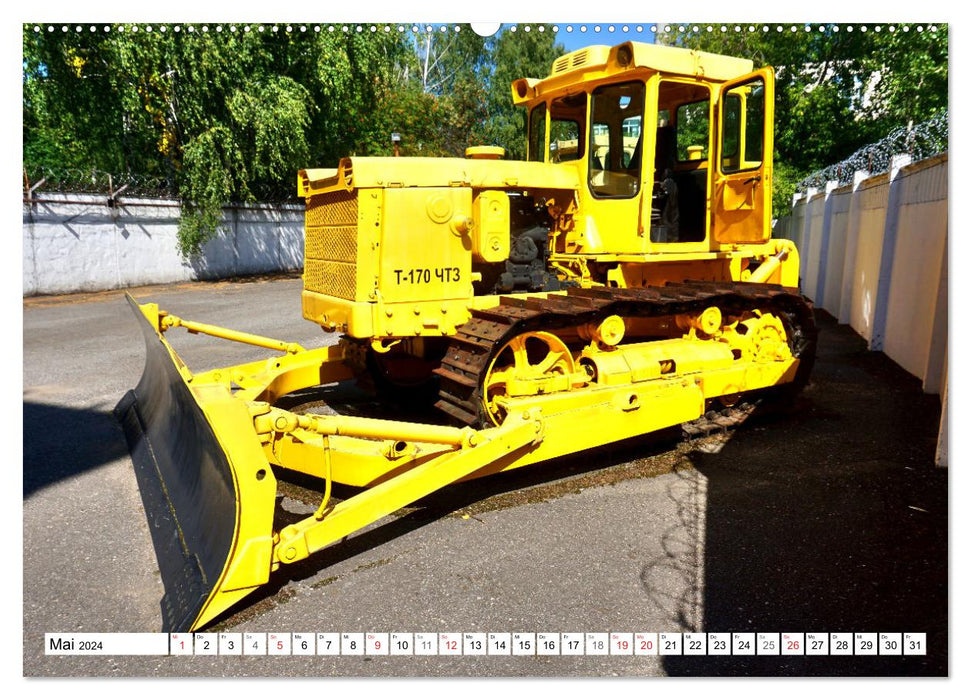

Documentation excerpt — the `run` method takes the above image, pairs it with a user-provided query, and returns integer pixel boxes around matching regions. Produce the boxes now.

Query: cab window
[721,78,765,173]
[528,103,546,163]
[549,93,586,163]
[676,100,710,162]
[588,81,645,197]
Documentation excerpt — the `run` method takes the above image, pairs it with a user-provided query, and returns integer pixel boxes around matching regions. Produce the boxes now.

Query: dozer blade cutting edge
[116,294,277,632]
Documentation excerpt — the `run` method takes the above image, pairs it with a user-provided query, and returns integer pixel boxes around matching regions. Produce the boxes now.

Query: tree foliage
[482,27,561,159]
[23,24,564,255]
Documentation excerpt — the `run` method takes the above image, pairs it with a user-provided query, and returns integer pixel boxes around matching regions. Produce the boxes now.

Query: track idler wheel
[482,331,576,425]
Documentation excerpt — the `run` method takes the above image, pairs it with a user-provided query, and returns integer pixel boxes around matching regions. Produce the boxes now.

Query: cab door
[711,67,774,245]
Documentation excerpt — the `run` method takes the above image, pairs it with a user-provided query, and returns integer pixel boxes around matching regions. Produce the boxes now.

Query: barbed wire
[798,111,948,191]
[22,165,296,202]
[23,165,177,198]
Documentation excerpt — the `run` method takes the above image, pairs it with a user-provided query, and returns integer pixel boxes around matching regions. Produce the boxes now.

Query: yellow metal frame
[302,237,799,340]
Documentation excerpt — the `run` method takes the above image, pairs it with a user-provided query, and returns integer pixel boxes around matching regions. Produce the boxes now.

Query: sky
[500,23,658,53]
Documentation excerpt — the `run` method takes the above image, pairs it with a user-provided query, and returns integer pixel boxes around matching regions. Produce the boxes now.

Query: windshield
[588,80,645,197]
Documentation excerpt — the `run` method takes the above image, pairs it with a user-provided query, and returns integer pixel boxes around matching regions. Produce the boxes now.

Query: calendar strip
[45,632,927,656]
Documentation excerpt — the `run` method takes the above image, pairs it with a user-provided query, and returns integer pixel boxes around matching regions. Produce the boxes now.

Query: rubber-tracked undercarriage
[119,40,818,631]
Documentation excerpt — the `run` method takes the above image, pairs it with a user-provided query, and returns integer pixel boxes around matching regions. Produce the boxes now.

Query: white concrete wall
[821,184,852,315]
[786,153,947,464]
[786,154,947,398]
[848,174,891,342]
[837,172,870,324]
[802,193,828,302]
[23,193,304,296]
[880,156,948,393]
[788,197,807,280]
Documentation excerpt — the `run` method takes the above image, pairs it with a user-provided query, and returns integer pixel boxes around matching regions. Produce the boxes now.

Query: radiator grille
[304,191,360,299]
[306,190,357,226]
[305,226,358,263]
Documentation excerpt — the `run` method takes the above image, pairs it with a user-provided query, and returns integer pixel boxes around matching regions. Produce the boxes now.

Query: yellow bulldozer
[118,41,816,632]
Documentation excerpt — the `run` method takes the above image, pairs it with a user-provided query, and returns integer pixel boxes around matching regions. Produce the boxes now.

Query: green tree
[371,26,491,157]
[481,26,563,159]
[22,23,571,254]
[23,25,411,255]
[866,26,948,128]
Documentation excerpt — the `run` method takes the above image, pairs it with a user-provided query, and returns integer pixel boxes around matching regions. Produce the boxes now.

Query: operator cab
[519,42,773,254]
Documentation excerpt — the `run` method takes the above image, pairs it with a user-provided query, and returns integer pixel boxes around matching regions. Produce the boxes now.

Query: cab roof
[511,42,755,105]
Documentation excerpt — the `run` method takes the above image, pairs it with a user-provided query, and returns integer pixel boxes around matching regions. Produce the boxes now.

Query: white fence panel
[821,185,853,315]
[847,175,890,342]
[789,197,807,278]
[881,157,948,392]
[802,193,828,302]
[837,172,870,324]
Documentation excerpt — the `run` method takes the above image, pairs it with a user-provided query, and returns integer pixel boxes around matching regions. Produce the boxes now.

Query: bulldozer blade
[116,294,273,632]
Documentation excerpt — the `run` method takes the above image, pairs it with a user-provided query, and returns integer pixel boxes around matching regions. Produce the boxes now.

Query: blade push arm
[261,409,545,568]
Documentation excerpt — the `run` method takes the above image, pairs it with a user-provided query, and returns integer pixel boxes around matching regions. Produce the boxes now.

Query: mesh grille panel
[306,191,357,226]
[304,190,360,300]
[305,226,358,263]
[304,260,357,300]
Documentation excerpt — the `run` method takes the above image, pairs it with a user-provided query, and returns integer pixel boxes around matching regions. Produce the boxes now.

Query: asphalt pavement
[22,275,947,677]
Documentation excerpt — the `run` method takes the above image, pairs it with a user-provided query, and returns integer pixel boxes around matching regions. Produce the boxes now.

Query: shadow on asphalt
[23,401,130,496]
[660,311,947,676]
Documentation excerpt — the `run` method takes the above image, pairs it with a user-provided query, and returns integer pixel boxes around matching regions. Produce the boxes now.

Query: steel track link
[433,281,817,429]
